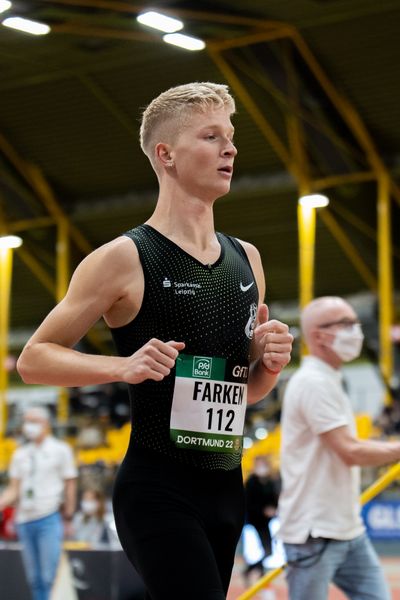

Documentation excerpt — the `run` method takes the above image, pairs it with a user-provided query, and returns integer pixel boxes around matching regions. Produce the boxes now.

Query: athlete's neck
[147,193,218,252]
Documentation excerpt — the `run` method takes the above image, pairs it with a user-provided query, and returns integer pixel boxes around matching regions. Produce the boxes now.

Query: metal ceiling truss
[207,24,395,396]
[0,132,108,357]
[1,3,397,395]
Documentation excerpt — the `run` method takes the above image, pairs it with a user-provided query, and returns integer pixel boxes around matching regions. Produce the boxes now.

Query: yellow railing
[238,461,400,600]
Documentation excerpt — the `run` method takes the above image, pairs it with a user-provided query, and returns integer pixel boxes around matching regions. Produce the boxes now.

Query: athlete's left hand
[253,304,293,374]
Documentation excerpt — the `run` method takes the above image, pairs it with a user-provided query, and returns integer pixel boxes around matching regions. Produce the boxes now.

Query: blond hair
[140,82,236,170]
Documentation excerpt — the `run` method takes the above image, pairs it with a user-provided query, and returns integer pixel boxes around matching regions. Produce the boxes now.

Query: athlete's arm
[17,237,184,387]
[0,478,20,511]
[321,425,400,467]
[238,240,293,405]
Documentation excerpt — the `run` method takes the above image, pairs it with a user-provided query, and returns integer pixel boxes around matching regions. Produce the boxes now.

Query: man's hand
[63,518,74,539]
[0,480,20,511]
[120,339,185,384]
[253,304,293,374]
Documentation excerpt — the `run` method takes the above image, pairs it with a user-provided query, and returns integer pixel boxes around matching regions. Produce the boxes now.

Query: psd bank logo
[193,356,212,379]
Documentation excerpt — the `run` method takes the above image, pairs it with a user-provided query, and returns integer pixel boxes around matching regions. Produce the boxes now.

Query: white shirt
[278,356,365,543]
[72,512,108,545]
[9,435,77,524]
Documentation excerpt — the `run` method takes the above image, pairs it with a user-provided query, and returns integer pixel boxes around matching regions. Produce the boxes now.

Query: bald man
[0,407,77,600]
[278,296,400,600]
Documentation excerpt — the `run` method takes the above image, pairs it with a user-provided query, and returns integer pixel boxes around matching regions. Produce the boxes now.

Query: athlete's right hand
[120,339,185,384]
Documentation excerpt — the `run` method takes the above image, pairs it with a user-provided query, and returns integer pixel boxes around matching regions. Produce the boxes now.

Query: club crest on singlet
[245,302,258,339]
[170,354,248,454]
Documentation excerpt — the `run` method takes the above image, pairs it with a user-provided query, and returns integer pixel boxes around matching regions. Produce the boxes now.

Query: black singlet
[111,225,259,599]
[111,224,259,471]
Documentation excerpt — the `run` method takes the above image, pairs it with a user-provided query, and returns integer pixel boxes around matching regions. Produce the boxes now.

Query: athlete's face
[170,107,237,201]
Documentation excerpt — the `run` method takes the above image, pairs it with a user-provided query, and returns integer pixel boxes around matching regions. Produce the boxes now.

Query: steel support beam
[26,165,93,256]
[318,209,377,291]
[0,247,13,444]
[16,247,55,296]
[9,217,55,233]
[207,48,294,177]
[377,174,394,404]
[0,133,107,424]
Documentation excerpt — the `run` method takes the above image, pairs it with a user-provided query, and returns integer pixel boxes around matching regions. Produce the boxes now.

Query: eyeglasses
[317,318,361,329]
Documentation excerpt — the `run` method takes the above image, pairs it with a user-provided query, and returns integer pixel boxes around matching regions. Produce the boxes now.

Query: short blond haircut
[140,82,236,170]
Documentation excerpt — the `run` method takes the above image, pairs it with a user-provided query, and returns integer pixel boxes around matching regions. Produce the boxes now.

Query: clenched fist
[253,304,293,374]
[120,338,185,384]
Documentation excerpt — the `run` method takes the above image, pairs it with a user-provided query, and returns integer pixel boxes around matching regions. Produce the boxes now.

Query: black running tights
[113,454,245,600]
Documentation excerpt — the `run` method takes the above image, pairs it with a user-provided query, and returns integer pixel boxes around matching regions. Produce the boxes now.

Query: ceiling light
[298,194,329,208]
[0,1,12,14]
[137,11,183,33]
[0,235,23,249]
[2,16,50,35]
[163,33,205,51]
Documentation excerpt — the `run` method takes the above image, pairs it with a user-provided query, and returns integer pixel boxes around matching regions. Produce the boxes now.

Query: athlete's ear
[156,143,174,168]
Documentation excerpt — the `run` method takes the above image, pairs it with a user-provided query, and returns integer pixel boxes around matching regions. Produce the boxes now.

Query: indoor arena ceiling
[1,0,400,349]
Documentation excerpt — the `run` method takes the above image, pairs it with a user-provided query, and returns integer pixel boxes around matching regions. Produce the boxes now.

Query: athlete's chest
[143,255,258,350]
[147,250,256,303]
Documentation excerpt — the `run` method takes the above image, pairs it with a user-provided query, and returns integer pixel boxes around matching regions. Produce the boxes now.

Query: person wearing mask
[278,296,400,600]
[72,487,109,545]
[0,406,77,600]
[16,82,293,599]
[243,455,280,580]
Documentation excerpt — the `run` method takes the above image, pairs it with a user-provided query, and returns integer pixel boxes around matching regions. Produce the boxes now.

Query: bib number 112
[206,408,235,432]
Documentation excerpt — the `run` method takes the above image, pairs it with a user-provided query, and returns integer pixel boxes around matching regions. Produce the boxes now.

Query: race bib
[170,354,248,453]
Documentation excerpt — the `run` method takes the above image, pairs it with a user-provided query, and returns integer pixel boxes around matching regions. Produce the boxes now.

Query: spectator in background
[243,455,280,580]
[72,487,109,546]
[0,406,77,600]
[278,296,400,600]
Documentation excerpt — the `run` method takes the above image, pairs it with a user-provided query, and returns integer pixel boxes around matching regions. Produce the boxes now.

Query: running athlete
[17,82,293,599]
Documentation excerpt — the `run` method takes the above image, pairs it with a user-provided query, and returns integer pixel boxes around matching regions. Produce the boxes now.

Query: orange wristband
[260,361,281,376]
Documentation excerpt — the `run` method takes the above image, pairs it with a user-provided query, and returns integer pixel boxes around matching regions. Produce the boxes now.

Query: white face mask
[331,324,364,362]
[23,422,44,440]
[81,500,99,515]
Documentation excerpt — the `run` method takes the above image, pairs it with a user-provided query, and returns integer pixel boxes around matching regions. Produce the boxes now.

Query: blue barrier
[362,499,400,540]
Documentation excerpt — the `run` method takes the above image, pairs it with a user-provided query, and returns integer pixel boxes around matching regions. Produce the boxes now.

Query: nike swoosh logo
[240,281,254,292]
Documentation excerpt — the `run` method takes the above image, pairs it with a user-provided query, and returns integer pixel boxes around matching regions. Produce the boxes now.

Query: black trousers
[113,450,245,600]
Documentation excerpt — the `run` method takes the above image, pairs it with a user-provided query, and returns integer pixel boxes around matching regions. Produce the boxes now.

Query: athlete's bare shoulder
[234,238,265,301]
[89,234,139,269]
[74,234,137,284]
[80,235,143,328]
[234,238,262,265]
[62,234,141,313]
